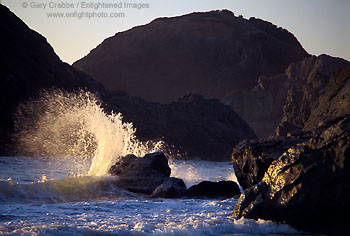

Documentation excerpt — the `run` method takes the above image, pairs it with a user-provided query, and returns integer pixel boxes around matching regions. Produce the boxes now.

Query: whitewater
[0,91,304,235]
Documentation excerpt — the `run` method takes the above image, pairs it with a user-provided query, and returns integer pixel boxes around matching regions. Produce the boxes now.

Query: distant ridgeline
[73,9,310,137]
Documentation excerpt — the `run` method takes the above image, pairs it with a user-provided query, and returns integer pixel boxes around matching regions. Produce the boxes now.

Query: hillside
[73,10,309,137]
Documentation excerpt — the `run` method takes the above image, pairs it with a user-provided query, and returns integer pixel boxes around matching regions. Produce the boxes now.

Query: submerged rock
[151,177,187,198]
[232,115,350,233]
[109,152,171,194]
[186,181,240,198]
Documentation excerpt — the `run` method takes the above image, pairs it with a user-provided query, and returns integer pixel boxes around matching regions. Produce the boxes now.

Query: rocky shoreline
[232,115,350,234]
[108,152,241,199]
[231,59,350,234]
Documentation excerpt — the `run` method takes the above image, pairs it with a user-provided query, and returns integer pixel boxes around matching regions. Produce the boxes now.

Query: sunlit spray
[13,89,163,176]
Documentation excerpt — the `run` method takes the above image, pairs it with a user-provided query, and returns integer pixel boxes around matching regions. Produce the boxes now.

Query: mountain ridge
[73,9,309,137]
[73,10,309,98]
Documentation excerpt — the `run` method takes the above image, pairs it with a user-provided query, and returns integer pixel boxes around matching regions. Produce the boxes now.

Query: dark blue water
[0,156,302,235]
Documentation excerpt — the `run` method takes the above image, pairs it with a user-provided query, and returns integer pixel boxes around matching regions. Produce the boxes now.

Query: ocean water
[0,157,303,236]
[0,90,305,235]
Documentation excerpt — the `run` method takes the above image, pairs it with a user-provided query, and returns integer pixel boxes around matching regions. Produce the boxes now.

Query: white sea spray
[13,89,163,176]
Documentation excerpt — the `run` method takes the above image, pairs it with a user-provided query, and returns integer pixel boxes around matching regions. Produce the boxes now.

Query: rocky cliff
[232,54,350,137]
[73,10,309,137]
[275,55,350,136]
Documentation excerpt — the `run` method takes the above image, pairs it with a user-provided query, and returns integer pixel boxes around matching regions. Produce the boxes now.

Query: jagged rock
[0,5,104,155]
[186,181,240,198]
[232,138,306,190]
[151,177,187,198]
[109,152,171,194]
[232,56,350,233]
[275,55,350,136]
[107,92,256,161]
[73,10,309,137]
[227,55,350,138]
[232,115,350,234]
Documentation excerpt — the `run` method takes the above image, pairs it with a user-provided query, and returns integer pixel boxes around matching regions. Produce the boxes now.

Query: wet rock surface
[186,181,240,198]
[109,152,171,195]
[109,152,241,199]
[232,57,350,233]
[151,177,187,198]
[232,115,350,233]
[232,138,306,190]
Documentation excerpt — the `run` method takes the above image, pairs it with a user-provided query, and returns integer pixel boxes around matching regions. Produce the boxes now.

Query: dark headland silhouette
[73,10,310,137]
[1,4,350,235]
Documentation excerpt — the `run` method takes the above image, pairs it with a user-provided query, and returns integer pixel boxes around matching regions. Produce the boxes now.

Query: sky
[2,0,350,64]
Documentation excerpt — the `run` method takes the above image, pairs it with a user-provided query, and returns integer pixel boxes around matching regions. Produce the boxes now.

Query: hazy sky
[3,0,349,64]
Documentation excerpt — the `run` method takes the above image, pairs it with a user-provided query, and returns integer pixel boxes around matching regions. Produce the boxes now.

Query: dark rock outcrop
[109,152,171,194]
[186,180,240,198]
[227,54,350,138]
[232,55,350,233]
[223,73,293,138]
[0,5,104,155]
[151,177,187,198]
[275,55,350,136]
[233,115,350,233]
[109,152,241,199]
[107,91,256,161]
[232,138,306,190]
[73,10,309,137]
